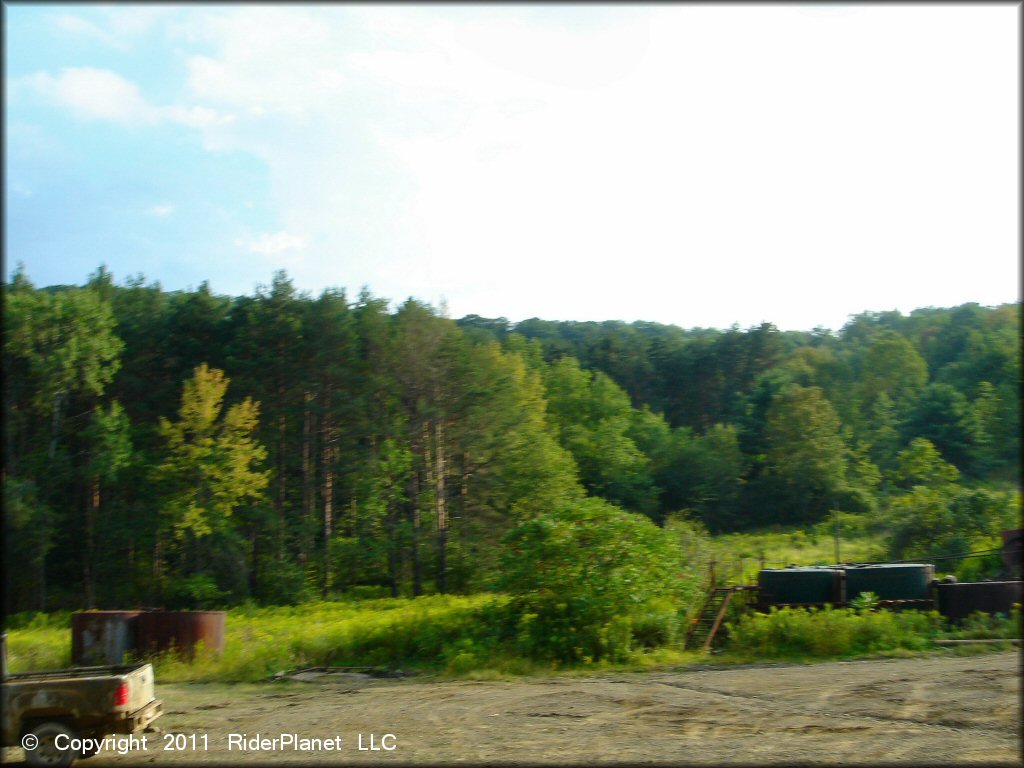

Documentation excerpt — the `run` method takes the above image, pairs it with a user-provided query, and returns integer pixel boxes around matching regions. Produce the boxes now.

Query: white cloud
[182,8,348,117]
[15,6,1016,328]
[160,105,235,128]
[235,231,307,256]
[358,5,1018,328]
[21,67,234,128]
[157,7,662,302]
[147,204,175,217]
[106,7,174,38]
[54,14,127,50]
[53,8,175,50]
[27,68,157,124]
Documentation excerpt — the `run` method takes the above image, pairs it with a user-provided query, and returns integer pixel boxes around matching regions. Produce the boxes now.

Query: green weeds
[5,625,71,671]
[726,605,948,660]
[712,517,888,584]
[4,595,1019,681]
[3,595,703,680]
[154,594,510,682]
[943,605,1021,640]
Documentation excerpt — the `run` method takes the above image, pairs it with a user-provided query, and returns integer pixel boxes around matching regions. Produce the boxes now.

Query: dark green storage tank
[758,567,841,605]
[843,564,934,601]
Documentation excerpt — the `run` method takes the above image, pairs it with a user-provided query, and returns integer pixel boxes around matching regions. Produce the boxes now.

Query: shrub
[631,598,681,649]
[496,498,685,664]
[252,557,313,605]
[726,606,944,659]
[343,585,393,601]
[945,606,1021,639]
[849,591,879,613]
[163,574,228,609]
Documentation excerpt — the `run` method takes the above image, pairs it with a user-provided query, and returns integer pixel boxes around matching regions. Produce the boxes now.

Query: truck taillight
[114,682,129,707]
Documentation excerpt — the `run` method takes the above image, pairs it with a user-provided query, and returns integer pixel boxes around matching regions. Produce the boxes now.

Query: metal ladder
[685,585,758,651]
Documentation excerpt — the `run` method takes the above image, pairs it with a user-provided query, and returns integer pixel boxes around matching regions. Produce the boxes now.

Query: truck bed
[4,661,159,744]
[6,663,150,682]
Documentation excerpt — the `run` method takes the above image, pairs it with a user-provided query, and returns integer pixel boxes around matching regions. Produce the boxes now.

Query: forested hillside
[4,266,1019,614]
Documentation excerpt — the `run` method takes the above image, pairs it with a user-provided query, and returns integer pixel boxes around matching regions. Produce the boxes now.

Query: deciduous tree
[154,364,268,600]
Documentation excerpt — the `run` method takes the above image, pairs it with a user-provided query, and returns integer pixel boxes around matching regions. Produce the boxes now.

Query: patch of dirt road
[9,651,1022,764]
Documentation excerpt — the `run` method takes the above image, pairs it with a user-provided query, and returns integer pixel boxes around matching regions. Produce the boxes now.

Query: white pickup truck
[1,633,162,767]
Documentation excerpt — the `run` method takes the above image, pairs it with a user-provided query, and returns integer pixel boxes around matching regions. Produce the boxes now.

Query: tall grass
[5,626,72,671]
[154,594,511,682]
[3,596,509,680]
[725,606,946,660]
[943,606,1021,640]
[4,582,1017,679]
[4,595,704,680]
[711,514,889,584]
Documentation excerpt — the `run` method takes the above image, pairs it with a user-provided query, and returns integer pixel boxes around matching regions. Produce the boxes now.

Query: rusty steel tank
[1002,529,1023,577]
[135,611,226,659]
[935,580,1024,622]
[71,611,141,666]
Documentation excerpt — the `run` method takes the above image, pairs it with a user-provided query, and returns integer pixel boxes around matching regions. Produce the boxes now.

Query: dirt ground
[7,650,1021,765]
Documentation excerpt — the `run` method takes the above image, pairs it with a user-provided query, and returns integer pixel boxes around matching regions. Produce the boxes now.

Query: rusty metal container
[936,580,1024,622]
[71,611,141,666]
[136,611,226,658]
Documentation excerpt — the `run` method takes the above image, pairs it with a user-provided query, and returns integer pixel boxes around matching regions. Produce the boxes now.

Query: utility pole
[833,507,841,564]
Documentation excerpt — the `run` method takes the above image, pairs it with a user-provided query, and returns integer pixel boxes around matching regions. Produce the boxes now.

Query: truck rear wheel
[78,735,101,760]
[24,721,78,768]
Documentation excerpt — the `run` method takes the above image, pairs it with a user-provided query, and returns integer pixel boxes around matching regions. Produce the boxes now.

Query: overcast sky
[5,4,1019,331]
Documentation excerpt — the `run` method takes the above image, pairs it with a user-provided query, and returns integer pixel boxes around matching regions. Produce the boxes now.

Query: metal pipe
[933,639,1020,645]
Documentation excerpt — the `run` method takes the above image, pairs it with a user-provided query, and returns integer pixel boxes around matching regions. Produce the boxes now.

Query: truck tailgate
[121,664,156,714]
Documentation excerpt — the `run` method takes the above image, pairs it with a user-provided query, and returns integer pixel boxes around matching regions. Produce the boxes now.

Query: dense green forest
[3,266,1020,618]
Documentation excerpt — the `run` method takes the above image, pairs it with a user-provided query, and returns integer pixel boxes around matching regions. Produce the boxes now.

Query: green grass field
[7,595,1015,682]
[4,518,1015,681]
[5,622,71,672]
[152,594,513,681]
[4,594,700,681]
[711,513,889,584]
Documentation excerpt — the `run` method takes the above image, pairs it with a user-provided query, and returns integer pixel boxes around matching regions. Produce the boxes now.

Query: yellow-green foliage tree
[154,364,268,605]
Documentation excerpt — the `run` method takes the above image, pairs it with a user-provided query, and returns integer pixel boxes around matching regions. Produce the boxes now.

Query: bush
[849,591,879,613]
[343,585,393,601]
[726,606,944,659]
[253,557,313,605]
[945,606,1021,639]
[631,598,681,649]
[163,574,228,609]
[664,514,713,619]
[496,498,685,664]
